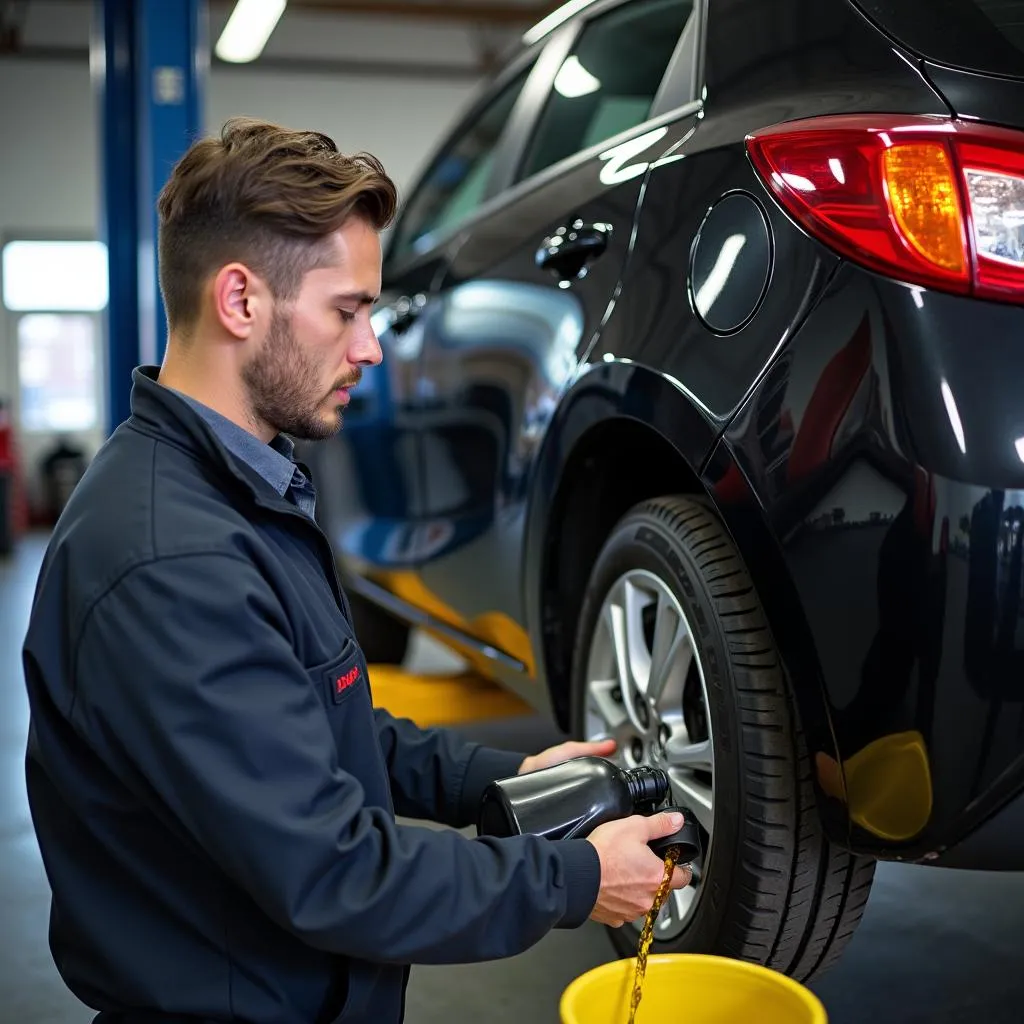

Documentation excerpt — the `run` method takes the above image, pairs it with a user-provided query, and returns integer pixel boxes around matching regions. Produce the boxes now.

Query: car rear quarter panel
[716,261,1024,861]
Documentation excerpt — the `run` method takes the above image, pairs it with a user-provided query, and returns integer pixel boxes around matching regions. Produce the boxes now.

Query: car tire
[349,590,411,665]
[570,494,875,982]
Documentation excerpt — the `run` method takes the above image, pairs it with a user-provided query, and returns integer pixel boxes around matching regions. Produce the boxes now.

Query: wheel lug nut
[635,698,649,728]
[631,738,644,762]
[611,687,622,703]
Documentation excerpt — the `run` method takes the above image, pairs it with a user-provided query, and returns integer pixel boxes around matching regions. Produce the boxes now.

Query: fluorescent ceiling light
[216,0,287,63]
[553,55,600,98]
[2,241,108,311]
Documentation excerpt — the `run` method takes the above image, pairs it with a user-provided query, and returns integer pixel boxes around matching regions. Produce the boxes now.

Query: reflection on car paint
[598,126,670,185]
[306,0,1024,878]
[720,268,1024,856]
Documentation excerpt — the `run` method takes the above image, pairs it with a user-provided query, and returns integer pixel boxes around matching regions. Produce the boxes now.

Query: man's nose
[351,324,383,367]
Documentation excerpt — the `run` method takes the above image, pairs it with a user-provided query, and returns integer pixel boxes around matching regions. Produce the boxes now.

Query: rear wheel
[570,495,875,982]
[349,590,411,665]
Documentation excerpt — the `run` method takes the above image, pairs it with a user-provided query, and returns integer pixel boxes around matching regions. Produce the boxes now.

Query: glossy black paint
[932,786,1024,870]
[852,0,1024,83]
[595,154,839,417]
[699,0,950,134]
[689,192,772,334]
[717,262,1024,860]
[923,62,1024,132]
[412,109,700,656]
[523,360,721,721]
[310,0,1024,867]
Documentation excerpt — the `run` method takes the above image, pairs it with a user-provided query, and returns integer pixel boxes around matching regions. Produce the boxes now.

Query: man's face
[242,216,383,440]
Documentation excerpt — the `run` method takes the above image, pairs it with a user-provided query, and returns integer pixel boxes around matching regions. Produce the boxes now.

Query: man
[23,119,690,1024]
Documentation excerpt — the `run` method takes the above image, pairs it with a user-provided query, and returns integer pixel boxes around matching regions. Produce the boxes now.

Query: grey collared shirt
[172,391,317,519]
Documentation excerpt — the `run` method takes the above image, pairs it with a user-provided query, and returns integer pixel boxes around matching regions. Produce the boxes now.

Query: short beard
[241,307,350,441]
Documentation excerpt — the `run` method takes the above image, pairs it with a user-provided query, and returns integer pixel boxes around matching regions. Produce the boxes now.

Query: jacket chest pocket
[316,639,394,815]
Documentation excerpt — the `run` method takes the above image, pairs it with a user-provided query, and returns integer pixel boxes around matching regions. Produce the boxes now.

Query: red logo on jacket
[335,665,361,695]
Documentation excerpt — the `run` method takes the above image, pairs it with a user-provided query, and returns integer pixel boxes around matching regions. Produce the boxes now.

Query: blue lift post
[95,0,207,432]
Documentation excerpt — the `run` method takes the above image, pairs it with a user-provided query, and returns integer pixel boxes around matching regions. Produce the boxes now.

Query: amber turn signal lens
[882,143,966,274]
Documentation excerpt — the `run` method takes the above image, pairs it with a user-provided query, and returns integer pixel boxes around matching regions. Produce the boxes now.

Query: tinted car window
[856,0,1024,78]
[517,0,693,182]
[390,65,533,260]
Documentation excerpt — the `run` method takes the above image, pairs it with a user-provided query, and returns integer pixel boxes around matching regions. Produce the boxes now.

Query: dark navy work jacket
[22,366,600,1024]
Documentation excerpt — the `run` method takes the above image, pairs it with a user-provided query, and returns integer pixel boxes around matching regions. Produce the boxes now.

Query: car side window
[389,65,534,261]
[517,0,694,182]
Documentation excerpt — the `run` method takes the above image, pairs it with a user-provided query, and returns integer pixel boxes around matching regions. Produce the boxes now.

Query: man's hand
[586,811,693,927]
[518,737,617,775]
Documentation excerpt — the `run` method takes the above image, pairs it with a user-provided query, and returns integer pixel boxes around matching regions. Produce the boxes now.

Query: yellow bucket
[560,954,828,1024]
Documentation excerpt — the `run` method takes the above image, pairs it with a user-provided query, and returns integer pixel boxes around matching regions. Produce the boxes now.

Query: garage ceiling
[0,0,566,78]
[287,0,560,24]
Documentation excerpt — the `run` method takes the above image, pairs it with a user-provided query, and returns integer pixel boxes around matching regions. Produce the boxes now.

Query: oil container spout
[624,764,671,808]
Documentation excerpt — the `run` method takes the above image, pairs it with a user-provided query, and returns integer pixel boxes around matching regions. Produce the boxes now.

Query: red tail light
[745,114,1024,303]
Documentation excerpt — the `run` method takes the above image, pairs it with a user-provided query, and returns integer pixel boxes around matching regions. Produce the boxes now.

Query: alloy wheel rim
[583,568,715,940]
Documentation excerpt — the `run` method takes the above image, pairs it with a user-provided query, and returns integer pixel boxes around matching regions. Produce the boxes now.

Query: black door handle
[535,221,612,280]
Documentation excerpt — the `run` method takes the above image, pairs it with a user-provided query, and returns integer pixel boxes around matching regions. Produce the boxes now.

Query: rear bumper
[717,261,1024,865]
[930,778,1024,871]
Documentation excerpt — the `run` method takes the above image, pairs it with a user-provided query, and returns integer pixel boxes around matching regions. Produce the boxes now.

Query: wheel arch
[523,359,849,843]
[523,360,716,731]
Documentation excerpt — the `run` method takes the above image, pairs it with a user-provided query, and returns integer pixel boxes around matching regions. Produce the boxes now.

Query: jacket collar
[125,365,298,513]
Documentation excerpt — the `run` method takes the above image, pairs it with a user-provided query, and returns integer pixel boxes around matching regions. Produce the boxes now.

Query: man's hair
[157,117,398,334]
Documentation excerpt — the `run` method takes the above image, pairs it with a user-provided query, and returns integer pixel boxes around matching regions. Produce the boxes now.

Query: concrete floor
[3,533,1024,1023]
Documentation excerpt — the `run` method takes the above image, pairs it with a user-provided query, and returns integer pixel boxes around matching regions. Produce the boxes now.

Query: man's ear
[212,263,267,340]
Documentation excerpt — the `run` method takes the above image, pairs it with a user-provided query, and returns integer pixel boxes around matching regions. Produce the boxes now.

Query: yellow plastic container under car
[560,953,828,1024]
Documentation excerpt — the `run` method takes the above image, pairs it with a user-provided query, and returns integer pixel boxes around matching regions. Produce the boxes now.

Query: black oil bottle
[477,756,671,841]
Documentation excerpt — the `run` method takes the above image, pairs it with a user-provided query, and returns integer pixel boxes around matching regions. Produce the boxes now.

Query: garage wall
[208,69,475,201]
[0,58,101,507]
[0,5,494,508]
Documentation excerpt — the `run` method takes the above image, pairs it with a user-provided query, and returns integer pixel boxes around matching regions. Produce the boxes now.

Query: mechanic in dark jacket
[22,117,690,1024]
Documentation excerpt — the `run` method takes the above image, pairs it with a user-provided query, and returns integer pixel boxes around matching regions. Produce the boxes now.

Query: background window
[2,240,108,312]
[518,0,693,181]
[390,65,533,260]
[17,313,99,432]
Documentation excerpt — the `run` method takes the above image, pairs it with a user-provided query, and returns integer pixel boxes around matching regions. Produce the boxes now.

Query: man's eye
[339,310,356,323]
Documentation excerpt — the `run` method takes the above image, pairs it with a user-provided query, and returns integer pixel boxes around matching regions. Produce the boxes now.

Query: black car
[304,0,1024,981]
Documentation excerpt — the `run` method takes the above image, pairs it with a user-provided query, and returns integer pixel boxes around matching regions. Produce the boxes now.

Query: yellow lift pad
[368,665,532,727]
